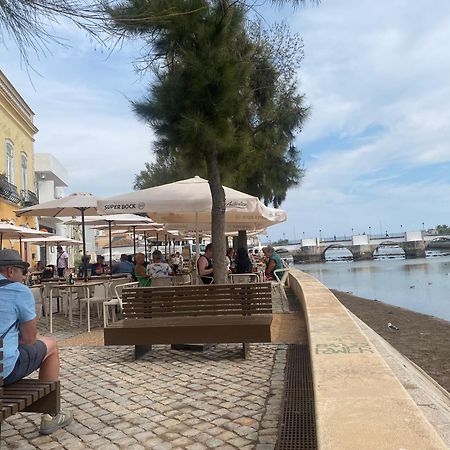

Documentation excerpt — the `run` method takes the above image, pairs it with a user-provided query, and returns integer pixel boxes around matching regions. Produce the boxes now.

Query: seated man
[147,250,172,278]
[112,253,134,274]
[78,255,93,277]
[0,249,72,435]
[197,243,214,284]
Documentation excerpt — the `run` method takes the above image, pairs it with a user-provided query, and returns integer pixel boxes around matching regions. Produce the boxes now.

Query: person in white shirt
[147,250,173,278]
[171,251,183,274]
[56,246,69,278]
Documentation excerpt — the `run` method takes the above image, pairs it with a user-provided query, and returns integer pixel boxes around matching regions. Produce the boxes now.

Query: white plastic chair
[173,273,192,285]
[80,283,110,332]
[228,273,259,284]
[103,281,139,327]
[196,275,214,285]
[151,276,173,287]
[273,268,290,303]
[30,286,44,319]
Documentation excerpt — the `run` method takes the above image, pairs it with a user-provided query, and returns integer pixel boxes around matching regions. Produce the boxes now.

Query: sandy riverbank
[333,289,450,392]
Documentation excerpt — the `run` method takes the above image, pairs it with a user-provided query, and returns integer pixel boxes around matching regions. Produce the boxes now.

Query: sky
[1,0,450,242]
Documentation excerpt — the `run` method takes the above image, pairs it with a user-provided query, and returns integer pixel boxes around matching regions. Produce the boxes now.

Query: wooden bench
[104,282,273,359]
[1,338,60,436]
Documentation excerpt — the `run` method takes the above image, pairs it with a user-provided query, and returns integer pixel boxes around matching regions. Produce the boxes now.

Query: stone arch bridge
[275,232,450,263]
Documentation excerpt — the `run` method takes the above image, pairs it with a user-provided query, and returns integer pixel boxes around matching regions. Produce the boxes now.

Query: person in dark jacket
[234,247,253,274]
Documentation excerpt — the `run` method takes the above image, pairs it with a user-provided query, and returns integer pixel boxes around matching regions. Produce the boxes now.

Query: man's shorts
[3,340,47,385]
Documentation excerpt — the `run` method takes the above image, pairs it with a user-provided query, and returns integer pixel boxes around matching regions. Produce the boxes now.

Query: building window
[5,140,14,184]
[21,152,28,191]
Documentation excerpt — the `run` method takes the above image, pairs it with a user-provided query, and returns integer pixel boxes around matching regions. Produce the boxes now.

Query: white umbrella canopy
[22,235,83,246]
[64,214,154,227]
[0,223,51,240]
[65,214,156,271]
[97,176,287,231]
[0,223,51,255]
[22,235,83,266]
[16,193,97,274]
[98,176,287,259]
[16,192,97,217]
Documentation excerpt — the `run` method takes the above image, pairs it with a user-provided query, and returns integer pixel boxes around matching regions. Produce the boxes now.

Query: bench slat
[105,317,272,346]
[110,315,272,327]
[122,309,273,314]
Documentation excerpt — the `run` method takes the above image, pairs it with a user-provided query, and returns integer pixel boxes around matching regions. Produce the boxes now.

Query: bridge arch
[322,244,353,261]
[373,242,406,258]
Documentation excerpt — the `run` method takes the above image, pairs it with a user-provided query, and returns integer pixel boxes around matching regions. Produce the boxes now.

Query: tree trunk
[238,230,247,249]
[206,145,227,284]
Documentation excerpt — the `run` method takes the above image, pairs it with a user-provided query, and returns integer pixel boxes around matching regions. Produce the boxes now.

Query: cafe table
[48,280,108,333]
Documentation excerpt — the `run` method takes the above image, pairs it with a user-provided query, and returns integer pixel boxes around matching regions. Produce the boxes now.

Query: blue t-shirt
[112,261,134,274]
[0,275,36,378]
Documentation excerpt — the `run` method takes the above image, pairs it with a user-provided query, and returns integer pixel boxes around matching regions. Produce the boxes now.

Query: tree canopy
[0,0,105,60]
[133,19,308,208]
[107,0,310,281]
[436,225,450,235]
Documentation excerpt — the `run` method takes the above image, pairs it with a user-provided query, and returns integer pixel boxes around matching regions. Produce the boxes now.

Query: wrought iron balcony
[20,189,39,207]
[0,176,20,204]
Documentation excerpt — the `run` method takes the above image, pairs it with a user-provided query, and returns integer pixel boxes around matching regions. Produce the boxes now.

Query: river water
[294,248,450,322]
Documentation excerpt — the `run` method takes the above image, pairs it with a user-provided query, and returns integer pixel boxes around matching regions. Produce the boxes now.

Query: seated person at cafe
[235,247,253,274]
[41,264,55,279]
[112,253,134,274]
[91,255,107,276]
[0,249,72,435]
[78,255,92,277]
[262,245,283,280]
[197,243,214,284]
[147,250,172,278]
[134,252,151,286]
[226,247,235,273]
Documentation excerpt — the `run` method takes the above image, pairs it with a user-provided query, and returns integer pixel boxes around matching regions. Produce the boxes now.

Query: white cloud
[265,0,450,241]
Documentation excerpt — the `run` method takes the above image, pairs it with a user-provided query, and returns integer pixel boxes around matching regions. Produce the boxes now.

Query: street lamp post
[351,227,354,236]
[368,226,371,238]
[400,224,403,234]
[422,222,425,231]
[319,229,322,241]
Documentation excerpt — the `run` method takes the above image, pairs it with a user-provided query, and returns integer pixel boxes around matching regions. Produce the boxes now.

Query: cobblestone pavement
[37,312,104,341]
[2,343,287,449]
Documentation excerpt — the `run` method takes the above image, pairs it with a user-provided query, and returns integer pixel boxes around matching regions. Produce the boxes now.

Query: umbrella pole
[156,232,159,254]
[0,232,2,249]
[195,212,199,266]
[165,234,167,261]
[80,208,87,280]
[144,232,148,262]
[108,221,112,275]
[19,236,22,257]
[132,226,136,257]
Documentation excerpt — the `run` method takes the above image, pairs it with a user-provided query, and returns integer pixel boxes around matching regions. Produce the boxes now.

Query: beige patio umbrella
[16,193,97,276]
[0,222,51,255]
[99,224,177,262]
[98,176,287,257]
[65,214,155,272]
[22,235,83,265]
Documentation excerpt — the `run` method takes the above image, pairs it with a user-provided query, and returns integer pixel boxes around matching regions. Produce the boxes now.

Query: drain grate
[276,344,317,450]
